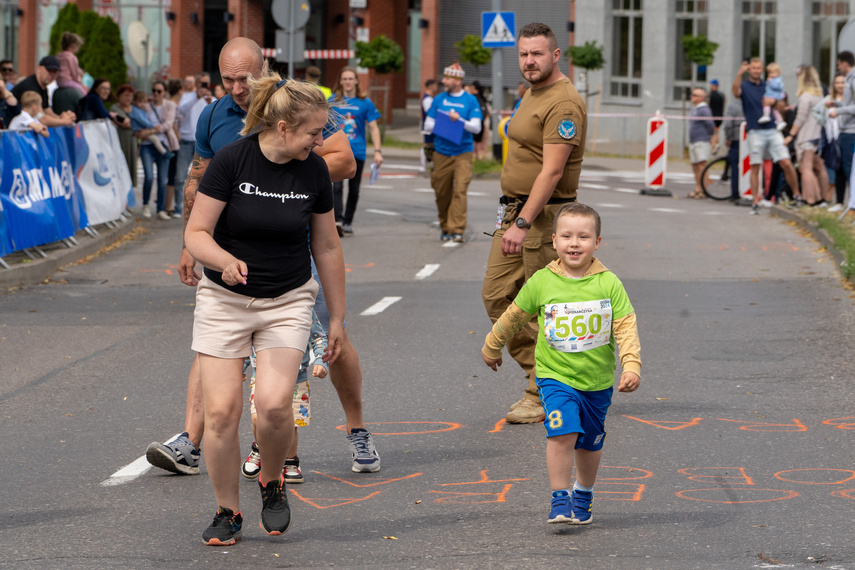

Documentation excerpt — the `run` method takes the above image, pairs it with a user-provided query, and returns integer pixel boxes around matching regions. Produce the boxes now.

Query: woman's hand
[322,319,344,364]
[220,259,248,286]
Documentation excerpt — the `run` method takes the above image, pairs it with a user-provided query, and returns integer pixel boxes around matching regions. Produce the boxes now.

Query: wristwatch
[514,216,531,229]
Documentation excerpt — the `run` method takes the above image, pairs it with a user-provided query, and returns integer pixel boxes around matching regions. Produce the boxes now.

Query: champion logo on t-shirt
[239,182,309,202]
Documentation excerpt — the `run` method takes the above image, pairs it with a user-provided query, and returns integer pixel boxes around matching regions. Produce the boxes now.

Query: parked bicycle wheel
[701,156,733,201]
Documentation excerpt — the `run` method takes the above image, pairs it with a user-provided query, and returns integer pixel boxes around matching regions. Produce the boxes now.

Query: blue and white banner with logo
[75,120,135,225]
[0,119,132,257]
[0,127,85,251]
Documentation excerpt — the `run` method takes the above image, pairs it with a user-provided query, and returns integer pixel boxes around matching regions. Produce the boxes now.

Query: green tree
[455,35,491,72]
[74,11,100,65]
[49,3,81,55]
[564,41,605,109]
[80,16,128,89]
[354,34,404,75]
[681,34,719,69]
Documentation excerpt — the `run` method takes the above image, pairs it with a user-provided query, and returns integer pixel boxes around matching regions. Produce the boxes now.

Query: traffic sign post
[484,6,515,160]
[272,0,311,74]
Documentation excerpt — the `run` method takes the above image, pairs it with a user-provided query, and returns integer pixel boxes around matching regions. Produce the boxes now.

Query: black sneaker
[258,474,291,535]
[202,507,242,546]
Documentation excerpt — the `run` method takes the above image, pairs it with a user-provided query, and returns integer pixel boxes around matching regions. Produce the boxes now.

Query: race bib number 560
[543,299,612,353]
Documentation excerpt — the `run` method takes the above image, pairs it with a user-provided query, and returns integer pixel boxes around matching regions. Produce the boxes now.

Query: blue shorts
[536,378,613,451]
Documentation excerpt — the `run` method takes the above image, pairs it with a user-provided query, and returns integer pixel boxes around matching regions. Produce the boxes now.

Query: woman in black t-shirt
[185,75,345,544]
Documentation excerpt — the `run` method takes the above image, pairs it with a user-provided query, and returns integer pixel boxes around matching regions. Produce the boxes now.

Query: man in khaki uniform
[482,22,587,423]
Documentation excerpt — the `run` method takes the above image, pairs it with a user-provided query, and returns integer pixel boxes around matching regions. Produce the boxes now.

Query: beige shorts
[192,275,319,359]
[249,376,311,426]
[689,141,711,164]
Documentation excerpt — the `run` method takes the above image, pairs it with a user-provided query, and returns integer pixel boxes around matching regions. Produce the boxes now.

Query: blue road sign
[482,12,515,48]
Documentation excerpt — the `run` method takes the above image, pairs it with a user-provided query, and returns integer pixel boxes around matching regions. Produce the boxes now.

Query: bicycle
[700,150,735,201]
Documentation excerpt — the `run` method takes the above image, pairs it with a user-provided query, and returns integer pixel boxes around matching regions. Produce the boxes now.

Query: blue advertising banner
[0,129,81,251]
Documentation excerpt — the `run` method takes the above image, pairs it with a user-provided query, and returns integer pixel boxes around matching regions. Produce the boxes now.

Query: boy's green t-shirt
[514,266,634,391]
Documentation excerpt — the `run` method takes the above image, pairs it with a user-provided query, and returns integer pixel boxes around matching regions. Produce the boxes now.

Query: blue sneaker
[346,428,381,473]
[441,233,451,242]
[570,488,593,524]
[548,490,573,524]
[146,432,200,475]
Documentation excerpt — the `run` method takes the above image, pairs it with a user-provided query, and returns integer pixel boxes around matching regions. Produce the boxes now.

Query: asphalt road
[1,158,853,569]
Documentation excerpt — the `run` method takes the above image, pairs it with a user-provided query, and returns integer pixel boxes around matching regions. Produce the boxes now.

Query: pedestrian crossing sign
[482,12,515,48]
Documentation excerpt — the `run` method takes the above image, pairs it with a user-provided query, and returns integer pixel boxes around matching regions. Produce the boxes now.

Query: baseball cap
[710,79,719,86]
[39,56,60,71]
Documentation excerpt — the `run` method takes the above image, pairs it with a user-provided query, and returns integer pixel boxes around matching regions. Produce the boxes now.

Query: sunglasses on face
[1,67,13,73]
[152,89,164,93]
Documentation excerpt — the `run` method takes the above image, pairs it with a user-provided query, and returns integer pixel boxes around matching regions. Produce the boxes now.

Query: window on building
[812,2,850,86]
[741,1,776,65]
[610,0,643,100]
[673,1,708,102]
[0,2,18,65]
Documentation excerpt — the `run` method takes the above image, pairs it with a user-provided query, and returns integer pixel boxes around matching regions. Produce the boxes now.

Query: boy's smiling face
[552,213,601,278]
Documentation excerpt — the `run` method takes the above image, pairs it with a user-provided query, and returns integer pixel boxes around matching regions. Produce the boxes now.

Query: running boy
[241,310,328,484]
[482,202,641,525]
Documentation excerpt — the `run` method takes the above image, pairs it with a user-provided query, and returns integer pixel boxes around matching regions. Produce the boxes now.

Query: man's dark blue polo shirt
[740,79,774,132]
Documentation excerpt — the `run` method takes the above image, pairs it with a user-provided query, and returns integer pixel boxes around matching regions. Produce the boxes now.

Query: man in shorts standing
[732,57,799,214]
[146,37,382,476]
[482,23,586,424]
[688,88,716,199]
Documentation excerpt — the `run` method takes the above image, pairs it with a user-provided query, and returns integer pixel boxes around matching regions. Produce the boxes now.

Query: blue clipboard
[434,109,464,145]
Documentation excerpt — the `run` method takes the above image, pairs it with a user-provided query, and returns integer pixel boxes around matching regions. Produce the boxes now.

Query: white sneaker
[828,203,844,212]
[817,201,830,208]
[157,210,170,220]
[759,199,773,207]
[776,121,787,131]
[141,205,151,219]
[757,116,771,124]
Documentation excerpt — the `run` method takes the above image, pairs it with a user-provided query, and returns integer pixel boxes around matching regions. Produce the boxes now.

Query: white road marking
[468,191,488,197]
[381,163,421,170]
[366,184,393,189]
[614,187,640,194]
[414,188,434,193]
[649,207,686,213]
[361,296,402,316]
[442,241,461,248]
[379,174,417,178]
[415,264,440,280]
[365,209,400,216]
[595,203,625,208]
[582,183,610,190]
[102,455,152,486]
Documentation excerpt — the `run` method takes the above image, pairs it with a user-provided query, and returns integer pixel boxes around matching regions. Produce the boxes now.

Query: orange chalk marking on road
[140,263,179,276]
[774,468,855,485]
[334,421,462,435]
[823,416,855,429]
[831,489,855,500]
[717,418,807,431]
[430,483,513,504]
[440,470,529,486]
[489,419,506,433]
[289,488,381,509]
[595,483,646,501]
[312,471,423,488]
[622,415,703,430]
[675,488,799,504]
[678,467,755,485]
[597,465,654,481]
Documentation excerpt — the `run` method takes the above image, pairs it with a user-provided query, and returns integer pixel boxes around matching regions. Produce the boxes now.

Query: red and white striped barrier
[644,114,668,189]
[738,122,751,197]
[261,49,355,60]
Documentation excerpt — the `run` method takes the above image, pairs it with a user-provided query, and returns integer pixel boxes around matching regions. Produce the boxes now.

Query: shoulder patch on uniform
[557,119,576,140]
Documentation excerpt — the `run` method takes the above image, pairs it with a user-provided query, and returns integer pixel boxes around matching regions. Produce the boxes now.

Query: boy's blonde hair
[19,91,42,109]
[552,202,601,237]
[241,73,333,136]
[766,62,781,74]
[132,90,148,104]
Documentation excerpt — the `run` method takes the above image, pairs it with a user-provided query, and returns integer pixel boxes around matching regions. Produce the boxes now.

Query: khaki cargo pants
[431,151,473,235]
[481,200,563,402]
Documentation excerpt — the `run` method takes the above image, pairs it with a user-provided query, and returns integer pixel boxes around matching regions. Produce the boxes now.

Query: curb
[0,216,140,291]
[769,205,849,272]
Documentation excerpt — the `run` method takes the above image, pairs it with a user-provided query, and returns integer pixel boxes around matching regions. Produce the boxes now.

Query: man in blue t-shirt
[732,57,799,214]
[424,62,482,243]
[146,37,382,477]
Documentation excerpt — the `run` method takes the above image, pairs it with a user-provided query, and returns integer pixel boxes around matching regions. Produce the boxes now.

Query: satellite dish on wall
[839,19,855,55]
[127,21,153,67]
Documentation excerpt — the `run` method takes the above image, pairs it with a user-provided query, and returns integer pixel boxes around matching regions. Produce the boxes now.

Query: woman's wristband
[374,149,381,154]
